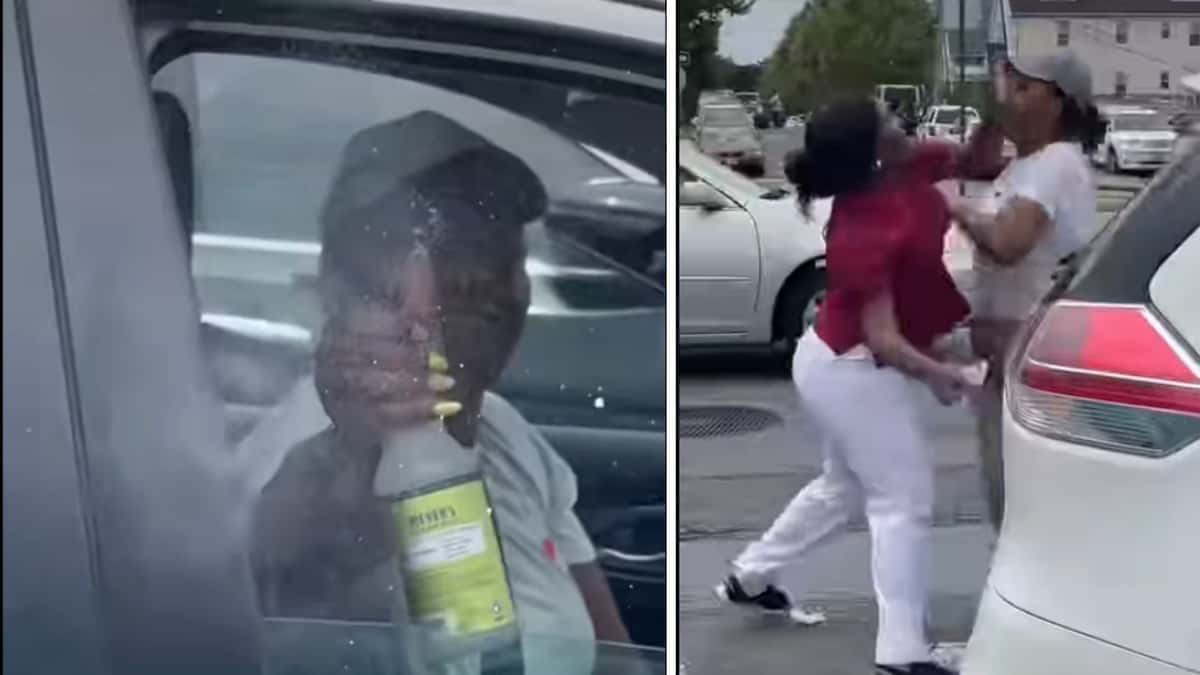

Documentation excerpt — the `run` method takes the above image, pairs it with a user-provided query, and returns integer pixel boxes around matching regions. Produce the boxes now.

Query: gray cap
[1009,50,1094,109]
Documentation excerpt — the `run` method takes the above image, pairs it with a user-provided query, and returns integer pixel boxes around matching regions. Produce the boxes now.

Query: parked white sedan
[679,140,830,352]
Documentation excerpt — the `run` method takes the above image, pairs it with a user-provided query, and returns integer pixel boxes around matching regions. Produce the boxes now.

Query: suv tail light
[1009,301,1200,457]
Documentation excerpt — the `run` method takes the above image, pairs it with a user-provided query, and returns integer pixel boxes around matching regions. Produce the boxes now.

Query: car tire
[1107,148,1121,175]
[772,265,826,361]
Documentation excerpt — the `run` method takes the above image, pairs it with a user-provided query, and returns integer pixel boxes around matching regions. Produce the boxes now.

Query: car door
[5,0,666,671]
[5,1,265,672]
[678,166,761,342]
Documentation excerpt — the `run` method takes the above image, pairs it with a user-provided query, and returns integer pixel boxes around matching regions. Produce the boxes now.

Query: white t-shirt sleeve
[532,430,598,566]
[1005,143,1085,222]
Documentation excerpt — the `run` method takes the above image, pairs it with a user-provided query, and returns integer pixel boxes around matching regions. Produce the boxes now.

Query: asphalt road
[678,357,990,675]
[679,130,1153,674]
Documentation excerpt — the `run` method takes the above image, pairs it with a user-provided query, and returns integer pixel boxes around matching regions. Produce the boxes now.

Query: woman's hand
[925,362,974,406]
[315,248,462,439]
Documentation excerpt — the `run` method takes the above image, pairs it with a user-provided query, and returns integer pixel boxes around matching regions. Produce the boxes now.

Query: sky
[718,0,808,65]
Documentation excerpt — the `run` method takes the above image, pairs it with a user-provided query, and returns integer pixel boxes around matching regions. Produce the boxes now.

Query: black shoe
[713,574,793,613]
[875,663,958,675]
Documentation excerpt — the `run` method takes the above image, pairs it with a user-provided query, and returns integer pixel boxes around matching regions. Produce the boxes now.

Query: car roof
[373,0,664,45]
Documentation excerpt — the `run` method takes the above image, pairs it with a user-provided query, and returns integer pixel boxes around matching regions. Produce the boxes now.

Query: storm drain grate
[680,406,782,438]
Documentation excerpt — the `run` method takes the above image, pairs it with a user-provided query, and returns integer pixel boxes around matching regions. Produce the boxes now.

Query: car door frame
[7,0,266,672]
[3,3,115,673]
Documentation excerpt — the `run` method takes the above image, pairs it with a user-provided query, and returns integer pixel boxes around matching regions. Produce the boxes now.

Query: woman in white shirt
[950,51,1106,530]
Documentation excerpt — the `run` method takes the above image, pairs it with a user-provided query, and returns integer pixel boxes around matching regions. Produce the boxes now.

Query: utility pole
[959,0,967,195]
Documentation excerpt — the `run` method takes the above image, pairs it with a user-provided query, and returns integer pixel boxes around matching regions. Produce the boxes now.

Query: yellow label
[392,479,515,637]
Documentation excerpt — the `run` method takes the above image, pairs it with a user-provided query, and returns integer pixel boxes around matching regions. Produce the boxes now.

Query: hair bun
[783,149,810,188]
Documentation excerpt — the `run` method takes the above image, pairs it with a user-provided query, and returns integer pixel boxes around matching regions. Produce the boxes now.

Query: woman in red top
[715,97,1000,675]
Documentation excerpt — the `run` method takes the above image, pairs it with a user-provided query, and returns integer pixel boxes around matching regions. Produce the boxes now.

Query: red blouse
[814,142,971,354]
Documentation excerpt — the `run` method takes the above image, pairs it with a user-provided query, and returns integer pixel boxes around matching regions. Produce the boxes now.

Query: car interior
[143,14,665,649]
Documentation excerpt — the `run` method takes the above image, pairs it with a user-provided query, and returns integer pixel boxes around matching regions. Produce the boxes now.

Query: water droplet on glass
[594,397,605,409]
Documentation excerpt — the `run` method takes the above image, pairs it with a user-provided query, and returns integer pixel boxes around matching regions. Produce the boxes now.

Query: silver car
[696,104,765,177]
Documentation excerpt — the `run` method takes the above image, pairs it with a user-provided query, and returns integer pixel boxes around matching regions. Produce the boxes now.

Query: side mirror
[680,181,727,211]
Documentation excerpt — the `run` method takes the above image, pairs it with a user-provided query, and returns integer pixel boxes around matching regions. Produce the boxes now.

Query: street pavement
[679,128,1151,674]
[679,358,992,675]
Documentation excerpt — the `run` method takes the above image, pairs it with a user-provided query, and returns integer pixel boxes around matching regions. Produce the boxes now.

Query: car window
[700,107,750,127]
[934,108,962,124]
[140,10,665,671]
[1111,114,1172,132]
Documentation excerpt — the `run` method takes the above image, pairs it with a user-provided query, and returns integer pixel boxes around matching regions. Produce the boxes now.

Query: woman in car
[948,51,1103,531]
[241,111,630,675]
[714,97,1003,675]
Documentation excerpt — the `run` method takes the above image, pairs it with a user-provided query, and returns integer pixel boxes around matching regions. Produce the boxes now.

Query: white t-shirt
[968,141,1095,319]
[240,377,597,675]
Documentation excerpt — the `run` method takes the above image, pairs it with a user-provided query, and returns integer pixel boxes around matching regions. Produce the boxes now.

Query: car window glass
[935,108,961,124]
[700,107,750,127]
[1112,114,1171,132]
[144,26,665,672]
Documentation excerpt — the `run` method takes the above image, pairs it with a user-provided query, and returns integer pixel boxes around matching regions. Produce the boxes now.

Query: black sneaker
[714,574,791,611]
[875,662,958,675]
[714,574,828,624]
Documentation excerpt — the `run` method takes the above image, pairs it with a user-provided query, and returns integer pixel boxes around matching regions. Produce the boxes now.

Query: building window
[1192,22,1200,46]
[1162,22,1171,39]
[1162,71,1171,90]
[1057,20,1070,47]
[1116,72,1128,97]
[1116,20,1129,45]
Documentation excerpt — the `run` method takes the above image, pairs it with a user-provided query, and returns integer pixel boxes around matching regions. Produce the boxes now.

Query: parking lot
[679,127,1152,675]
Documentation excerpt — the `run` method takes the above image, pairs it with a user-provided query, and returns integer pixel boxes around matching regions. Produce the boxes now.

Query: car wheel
[1107,149,1121,174]
[772,266,826,360]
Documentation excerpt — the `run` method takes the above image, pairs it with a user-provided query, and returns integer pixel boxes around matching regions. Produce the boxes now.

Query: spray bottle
[374,244,521,670]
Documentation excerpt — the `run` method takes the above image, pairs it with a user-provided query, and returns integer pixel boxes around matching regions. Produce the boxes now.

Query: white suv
[964,146,1200,674]
[1094,107,1179,173]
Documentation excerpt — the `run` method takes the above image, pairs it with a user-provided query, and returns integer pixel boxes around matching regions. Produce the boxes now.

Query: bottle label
[392,478,516,638]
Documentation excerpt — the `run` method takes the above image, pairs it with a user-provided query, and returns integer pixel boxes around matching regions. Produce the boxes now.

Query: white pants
[733,330,936,665]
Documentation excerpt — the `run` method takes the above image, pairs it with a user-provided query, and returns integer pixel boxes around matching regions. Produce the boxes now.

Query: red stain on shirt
[543,538,558,562]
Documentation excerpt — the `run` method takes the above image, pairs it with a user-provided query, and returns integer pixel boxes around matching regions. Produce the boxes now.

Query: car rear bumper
[965,586,1191,675]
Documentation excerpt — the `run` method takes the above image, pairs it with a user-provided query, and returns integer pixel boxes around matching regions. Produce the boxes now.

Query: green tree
[679,0,756,118]
[711,55,766,93]
[763,0,937,113]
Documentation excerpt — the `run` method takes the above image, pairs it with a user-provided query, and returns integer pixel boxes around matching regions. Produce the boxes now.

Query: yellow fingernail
[429,352,449,373]
[432,401,463,418]
[427,374,456,393]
